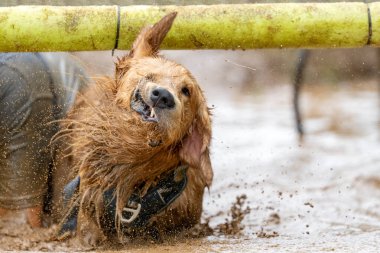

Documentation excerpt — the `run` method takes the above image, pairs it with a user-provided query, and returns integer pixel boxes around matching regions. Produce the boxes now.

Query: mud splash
[0,195,252,251]
[186,194,251,238]
[215,194,251,236]
[0,211,78,251]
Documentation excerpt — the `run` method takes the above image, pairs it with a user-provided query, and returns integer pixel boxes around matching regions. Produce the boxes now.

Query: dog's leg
[77,209,106,247]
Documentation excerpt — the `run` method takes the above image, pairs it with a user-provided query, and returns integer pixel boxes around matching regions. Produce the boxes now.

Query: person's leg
[0,53,55,227]
[26,205,43,228]
[0,207,8,217]
[0,207,42,228]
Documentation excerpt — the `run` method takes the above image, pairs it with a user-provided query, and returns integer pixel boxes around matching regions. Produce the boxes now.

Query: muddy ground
[1,50,380,252]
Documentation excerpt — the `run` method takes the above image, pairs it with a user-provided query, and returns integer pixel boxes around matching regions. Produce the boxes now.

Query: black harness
[58,164,188,238]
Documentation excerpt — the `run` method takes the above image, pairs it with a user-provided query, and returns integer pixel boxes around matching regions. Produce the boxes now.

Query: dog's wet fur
[55,13,213,246]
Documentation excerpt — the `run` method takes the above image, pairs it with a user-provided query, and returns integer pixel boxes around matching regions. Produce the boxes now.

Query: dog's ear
[129,12,177,58]
[180,95,213,187]
[115,12,177,78]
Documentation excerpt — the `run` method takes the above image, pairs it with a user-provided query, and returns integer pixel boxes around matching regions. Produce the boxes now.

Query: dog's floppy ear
[115,12,177,78]
[180,94,213,187]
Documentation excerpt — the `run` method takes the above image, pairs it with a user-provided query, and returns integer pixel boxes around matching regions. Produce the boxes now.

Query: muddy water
[202,83,380,252]
[1,81,379,251]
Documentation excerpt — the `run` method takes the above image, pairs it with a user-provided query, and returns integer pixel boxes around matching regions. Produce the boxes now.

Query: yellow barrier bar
[369,2,380,46]
[0,3,372,51]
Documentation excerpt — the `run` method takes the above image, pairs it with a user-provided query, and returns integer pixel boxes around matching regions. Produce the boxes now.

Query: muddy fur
[54,13,213,246]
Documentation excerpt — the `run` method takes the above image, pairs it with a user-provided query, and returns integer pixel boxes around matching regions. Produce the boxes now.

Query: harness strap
[57,165,188,238]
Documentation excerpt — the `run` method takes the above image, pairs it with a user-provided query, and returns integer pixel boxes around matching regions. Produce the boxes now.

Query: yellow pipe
[0,3,372,52]
[369,2,380,46]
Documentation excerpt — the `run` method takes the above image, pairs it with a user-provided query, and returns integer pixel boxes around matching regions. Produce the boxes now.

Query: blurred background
[0,1,379,252]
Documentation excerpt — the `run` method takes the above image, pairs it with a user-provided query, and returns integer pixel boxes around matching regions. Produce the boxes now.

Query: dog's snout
[150,88,175,109]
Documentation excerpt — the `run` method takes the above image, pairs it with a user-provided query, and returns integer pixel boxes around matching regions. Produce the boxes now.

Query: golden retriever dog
[57,12,213,246]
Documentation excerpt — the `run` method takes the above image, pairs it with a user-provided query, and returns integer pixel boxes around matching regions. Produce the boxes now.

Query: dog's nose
[150,88,175,109]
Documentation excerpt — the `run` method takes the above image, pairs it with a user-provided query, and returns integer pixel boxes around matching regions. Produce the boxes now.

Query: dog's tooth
[150,108,156,118]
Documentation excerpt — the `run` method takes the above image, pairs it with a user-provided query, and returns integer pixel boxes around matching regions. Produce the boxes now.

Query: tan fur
[55,13,213,246]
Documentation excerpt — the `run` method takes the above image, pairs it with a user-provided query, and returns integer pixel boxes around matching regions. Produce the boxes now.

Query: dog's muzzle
[131,89,158,123]
[131,87,176,123]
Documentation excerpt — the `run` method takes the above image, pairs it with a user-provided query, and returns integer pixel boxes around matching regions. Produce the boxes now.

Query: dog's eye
[181,87,190,97]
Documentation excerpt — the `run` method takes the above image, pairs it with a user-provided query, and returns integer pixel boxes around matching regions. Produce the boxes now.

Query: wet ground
[204,83,380,252]
[1,80,379,252]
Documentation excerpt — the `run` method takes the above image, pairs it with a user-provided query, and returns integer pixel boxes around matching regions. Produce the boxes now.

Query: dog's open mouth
[131,89,158,123]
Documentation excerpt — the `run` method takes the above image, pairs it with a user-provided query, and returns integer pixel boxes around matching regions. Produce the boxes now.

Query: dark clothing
[0,53,87,209]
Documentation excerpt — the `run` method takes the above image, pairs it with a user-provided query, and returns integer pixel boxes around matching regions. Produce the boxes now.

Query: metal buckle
[120,203,141,224]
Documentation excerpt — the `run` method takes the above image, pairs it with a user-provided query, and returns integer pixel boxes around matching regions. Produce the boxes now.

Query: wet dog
[56,13,213,246]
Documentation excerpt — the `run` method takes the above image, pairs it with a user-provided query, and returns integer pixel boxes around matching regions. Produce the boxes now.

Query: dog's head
[112,13,212,186]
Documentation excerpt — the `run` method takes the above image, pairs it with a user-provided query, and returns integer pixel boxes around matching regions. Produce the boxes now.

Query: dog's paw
[78,212,106,247]
[79,228,106,248]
